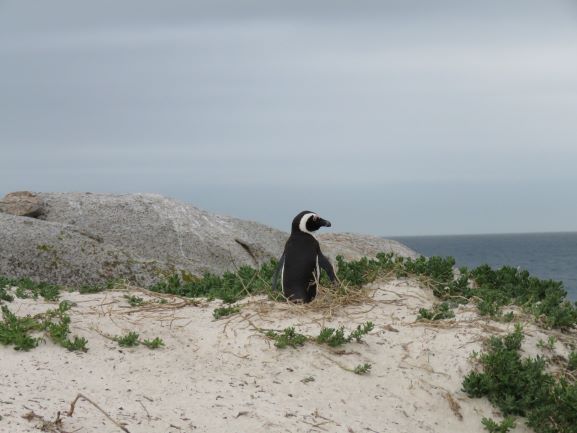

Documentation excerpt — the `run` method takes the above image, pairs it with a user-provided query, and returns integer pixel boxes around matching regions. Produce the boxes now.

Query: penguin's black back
[282,232,320,302]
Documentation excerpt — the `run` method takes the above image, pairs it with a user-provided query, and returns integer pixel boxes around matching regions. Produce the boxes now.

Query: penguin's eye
[312,215,318,221]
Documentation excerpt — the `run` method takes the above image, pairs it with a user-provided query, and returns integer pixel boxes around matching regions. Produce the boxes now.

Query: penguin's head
[291,210,332,234]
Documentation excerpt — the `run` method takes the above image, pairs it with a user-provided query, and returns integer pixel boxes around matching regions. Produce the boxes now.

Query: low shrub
[462,324,577,433]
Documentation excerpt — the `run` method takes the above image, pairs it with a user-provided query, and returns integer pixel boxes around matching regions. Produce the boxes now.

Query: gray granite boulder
[0,192,418,287]
[0,212,169,287]
[36,192,288,276]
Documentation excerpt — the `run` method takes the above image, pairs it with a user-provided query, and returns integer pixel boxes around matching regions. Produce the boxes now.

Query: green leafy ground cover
[265,321,374,350]
[0,301,87,351]
[463,325,577,433]
[481,417,516,433]
[0,275,60,302]
[338,253,577,328]
[124,294,145,307]
[148,261,280,304]
[213,305,241,320]
[265,327,308,349]
[418,302,456,321]
[316,322,374,347]
[112,331,164,349]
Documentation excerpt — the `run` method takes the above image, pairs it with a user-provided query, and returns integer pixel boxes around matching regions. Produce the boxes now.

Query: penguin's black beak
[321,219,331,228]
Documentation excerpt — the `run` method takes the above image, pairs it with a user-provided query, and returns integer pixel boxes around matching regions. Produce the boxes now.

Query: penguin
[272,211,337,303]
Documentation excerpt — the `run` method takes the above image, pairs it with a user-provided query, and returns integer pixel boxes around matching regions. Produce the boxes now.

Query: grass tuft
[536,336,556,351]
[64,336,89,352]
[481,417,516,433]
[124,295,144,307]
[0,286,15,303]
[266,327,308,349]
[316,321,374,347]
[142,337,165,349]
[317,326,348,347]
[113,331,164,349]
[353,363,372,375]
[418,302,456,321]
[213,305,241,320]
[115,331,140,347]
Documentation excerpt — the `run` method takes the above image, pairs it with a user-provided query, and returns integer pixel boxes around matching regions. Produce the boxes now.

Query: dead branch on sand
[68,393,130,433]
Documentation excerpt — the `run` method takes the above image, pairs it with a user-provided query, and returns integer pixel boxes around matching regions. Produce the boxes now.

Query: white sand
[0,280,572,433]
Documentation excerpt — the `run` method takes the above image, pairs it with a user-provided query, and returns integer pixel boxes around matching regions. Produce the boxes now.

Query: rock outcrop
[0,191,43,217]
[0,212,164,287]
[0,192,418,287]
[318,232,417,262]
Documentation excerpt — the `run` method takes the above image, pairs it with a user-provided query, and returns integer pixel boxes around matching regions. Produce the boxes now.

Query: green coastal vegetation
[463,324,577,433]
[145,252,577,329]
[1,253,577,432]
[113,331,164,349]
[0,301,87,352]
[264,321,374,349]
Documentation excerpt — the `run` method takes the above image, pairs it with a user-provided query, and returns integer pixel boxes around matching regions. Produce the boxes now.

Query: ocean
[391,232,577,302]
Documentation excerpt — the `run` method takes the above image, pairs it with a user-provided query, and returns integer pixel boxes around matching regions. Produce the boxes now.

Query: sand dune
[1,280,567,433]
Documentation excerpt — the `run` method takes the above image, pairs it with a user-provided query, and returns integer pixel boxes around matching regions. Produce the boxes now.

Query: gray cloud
[1,0,577,234]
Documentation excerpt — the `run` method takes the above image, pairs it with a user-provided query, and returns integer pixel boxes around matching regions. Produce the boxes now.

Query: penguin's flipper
[318,252,336,282]
[271,252,285,291]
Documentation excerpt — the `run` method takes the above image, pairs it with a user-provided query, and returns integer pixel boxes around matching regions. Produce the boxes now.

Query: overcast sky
[1,0,576,235]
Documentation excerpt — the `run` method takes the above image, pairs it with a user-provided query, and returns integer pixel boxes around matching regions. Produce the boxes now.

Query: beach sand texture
[2,280,566,433]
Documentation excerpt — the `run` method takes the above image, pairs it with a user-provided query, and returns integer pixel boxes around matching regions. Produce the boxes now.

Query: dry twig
[68,393,130,433]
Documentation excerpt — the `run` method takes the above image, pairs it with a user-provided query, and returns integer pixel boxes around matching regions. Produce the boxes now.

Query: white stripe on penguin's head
[299,212,317,235]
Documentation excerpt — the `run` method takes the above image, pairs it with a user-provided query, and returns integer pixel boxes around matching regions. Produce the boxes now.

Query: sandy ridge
[1,280,572,433]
